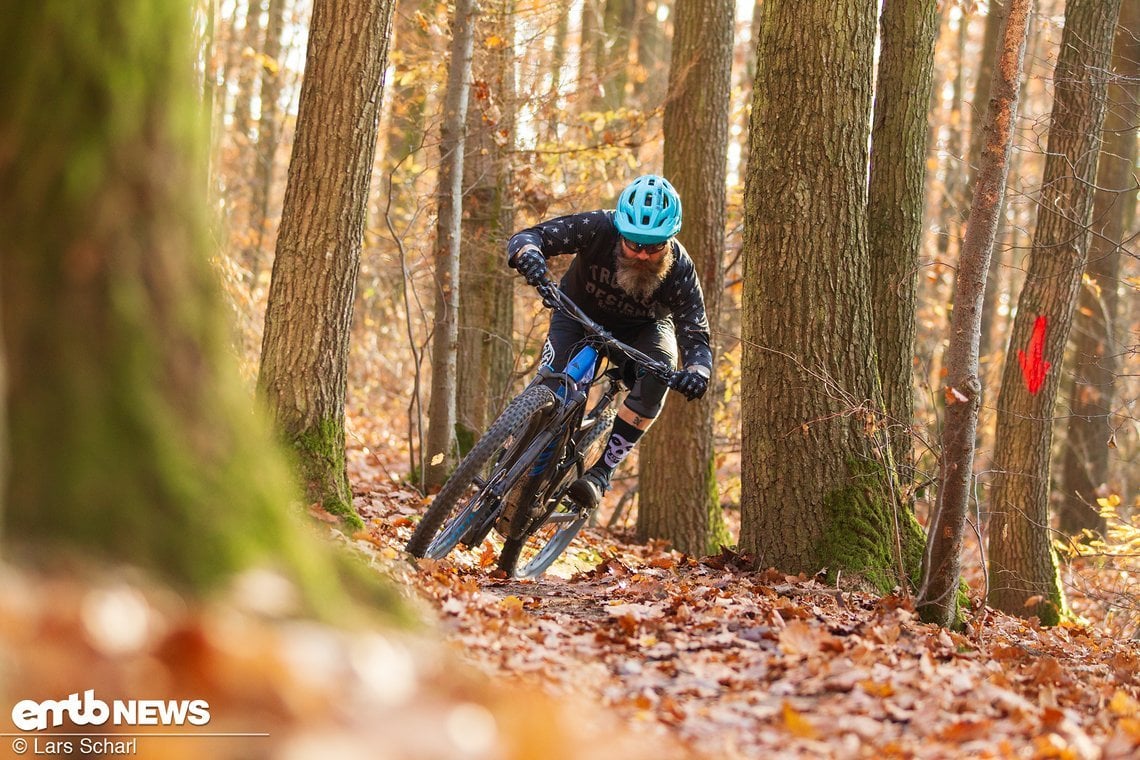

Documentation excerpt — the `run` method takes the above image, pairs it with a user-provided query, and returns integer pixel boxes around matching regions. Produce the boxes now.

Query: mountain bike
[405,278,675,578]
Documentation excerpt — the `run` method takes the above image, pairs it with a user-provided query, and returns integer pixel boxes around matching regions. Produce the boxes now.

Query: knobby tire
[405,385,557,559]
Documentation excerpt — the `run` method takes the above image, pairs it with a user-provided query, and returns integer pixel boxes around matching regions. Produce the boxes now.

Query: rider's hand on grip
[537,283,559,309]
[511,247,548,287]
[668,369,709,401]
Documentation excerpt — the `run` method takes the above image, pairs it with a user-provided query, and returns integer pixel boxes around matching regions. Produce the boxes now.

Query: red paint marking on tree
[1017,315,1051,394]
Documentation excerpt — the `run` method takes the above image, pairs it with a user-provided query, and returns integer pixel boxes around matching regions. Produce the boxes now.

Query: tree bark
[971,1,1009,363]
[1056,0,1138,535]
[456,0,517,453]
[639,0,734,556]
[258,0,395,525]
[987,0,1122,625]
[739,0,925,590]
[917,0,1032,627]
[0,0,339,607]
[868,0,940,485]
[424,0,478,489]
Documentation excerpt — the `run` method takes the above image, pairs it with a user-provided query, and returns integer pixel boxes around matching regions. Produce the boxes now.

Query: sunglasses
[621,238,668,254]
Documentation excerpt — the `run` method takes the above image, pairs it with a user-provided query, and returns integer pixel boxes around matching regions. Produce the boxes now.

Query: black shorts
[540,310,677,419]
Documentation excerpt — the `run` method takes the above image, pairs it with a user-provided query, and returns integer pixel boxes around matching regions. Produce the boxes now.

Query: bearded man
[506,175,713,509]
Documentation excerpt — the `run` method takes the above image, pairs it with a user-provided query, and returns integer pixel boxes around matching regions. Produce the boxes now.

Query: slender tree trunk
[987,0,1122,625]
[0,0,339,608]
[546,1,571,140]
[737,0,765,175]
[918,0,1032,627]
[938,15,969,265]
[245,0,288,281]
[228,0,265,275]
[639,0,734,556]
[384,2,432,166]
[739,0,925,590]
[258,0,396,525]
[231,0,264,145]
[631,0,671,108]
[424,0,478,489]
[1057,0,1139,534]
[598,0,637,110]
[868,0,940,485]
[578,0,601,109]
[971,1,1009,363]
[456,0,517,453]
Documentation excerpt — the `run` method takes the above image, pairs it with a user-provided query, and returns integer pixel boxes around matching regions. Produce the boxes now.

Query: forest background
[2,0,1139,757]
[209,0,1137,625]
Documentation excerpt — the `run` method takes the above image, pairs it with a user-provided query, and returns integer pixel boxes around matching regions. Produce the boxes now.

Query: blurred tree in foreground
[0,0,344,615]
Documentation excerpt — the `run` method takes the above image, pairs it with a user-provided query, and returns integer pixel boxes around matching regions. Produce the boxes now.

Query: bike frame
[504,281,677,532]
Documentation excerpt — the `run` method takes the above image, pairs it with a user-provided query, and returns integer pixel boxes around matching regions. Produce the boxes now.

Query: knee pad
[624,375,667,419]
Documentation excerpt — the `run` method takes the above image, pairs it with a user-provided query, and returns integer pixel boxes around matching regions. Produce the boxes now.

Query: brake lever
[535,281,559,309]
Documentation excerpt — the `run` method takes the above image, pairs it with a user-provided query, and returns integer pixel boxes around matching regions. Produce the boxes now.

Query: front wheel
[499,503,590,580]
[498,405,615,578]
[405,385,556,559]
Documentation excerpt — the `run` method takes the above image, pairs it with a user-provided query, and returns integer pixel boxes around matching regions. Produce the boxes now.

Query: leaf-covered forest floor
[348,433,1140,760]
[2,425,1137,759]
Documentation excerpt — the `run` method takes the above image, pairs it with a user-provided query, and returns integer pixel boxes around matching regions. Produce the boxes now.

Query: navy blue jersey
[507,210,713,372]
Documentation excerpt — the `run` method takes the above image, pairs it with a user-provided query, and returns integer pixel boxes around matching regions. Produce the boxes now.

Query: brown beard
[614,242,674,300]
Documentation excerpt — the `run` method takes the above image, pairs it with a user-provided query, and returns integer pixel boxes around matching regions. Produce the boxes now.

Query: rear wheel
[498,406,616,578]
[405,385,557,559]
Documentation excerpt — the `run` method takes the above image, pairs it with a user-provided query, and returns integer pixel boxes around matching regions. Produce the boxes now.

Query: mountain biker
[506,174,713,511]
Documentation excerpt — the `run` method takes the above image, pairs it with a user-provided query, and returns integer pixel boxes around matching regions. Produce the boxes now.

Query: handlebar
[534,279,676,385]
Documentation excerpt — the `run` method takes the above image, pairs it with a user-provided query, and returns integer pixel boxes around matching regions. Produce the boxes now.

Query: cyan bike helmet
[614,175,682,244]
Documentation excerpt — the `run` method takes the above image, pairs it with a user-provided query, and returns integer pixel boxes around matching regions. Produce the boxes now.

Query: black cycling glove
[511,247,548,287]
[669,369,709,401]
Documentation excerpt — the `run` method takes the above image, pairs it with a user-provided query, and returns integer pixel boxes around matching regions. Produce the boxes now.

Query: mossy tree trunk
[424,0,478,489]
[258,0,396,526]
[987,0,1122,626]
[639,0,734,557]
[918,0,1032,627]
[867,0,939,484]
[0,0,337,608]
[1057,0,1138,535]
[456,0,517,456]
[739,0,925,591]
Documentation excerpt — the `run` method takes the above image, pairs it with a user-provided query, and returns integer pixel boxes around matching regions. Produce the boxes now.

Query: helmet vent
[613,174,682,244]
